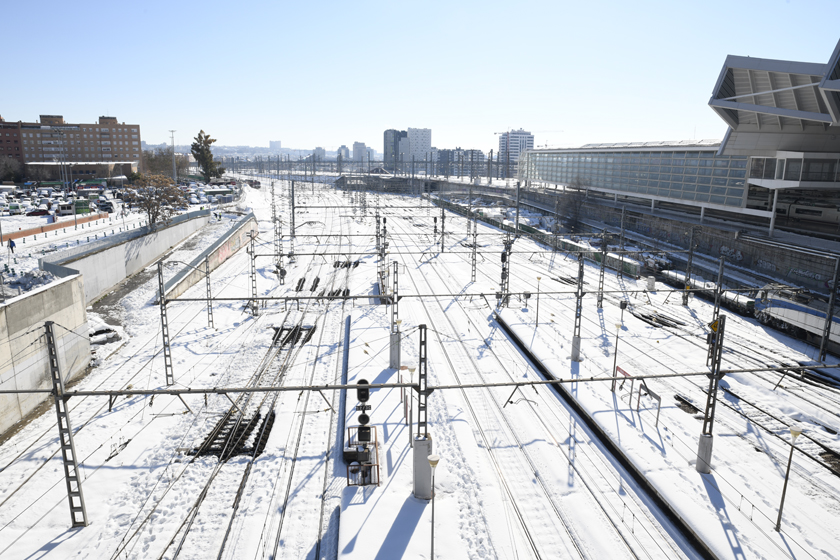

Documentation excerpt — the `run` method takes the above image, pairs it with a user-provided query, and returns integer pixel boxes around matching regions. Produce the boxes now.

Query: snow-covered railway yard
[1,178,839,560]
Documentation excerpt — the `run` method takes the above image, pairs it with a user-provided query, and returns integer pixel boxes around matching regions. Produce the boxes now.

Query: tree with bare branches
[134,174,186,227]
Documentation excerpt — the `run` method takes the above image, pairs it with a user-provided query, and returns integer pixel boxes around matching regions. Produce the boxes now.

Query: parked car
[26,208,50,216]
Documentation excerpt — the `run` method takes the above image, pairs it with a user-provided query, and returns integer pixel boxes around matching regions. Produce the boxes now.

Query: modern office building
[338,145,350,160]
[269,140,282,151]
[498,129,534,164]
[384,128,432,169]
[314,147,326,160]
[1,114,141,179]
[518,39,840,233]
[352,141,367,162]
[384,129,407,169]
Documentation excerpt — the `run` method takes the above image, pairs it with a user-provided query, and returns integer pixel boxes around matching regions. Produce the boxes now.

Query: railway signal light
[356,379,370,402]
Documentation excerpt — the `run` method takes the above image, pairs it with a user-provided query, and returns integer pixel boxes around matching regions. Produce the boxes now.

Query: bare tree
[27,164,53,182]
[142,147,190,179]
[134,174,186,228]
[0,157,23,182]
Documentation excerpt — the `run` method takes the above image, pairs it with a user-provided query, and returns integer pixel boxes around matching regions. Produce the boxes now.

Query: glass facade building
[519,143,749,209]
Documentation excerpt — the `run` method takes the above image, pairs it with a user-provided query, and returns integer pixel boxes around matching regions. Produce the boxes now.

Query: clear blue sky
[5,0,838,153]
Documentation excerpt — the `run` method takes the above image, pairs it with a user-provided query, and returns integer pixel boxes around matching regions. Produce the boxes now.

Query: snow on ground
[0,176,838,559]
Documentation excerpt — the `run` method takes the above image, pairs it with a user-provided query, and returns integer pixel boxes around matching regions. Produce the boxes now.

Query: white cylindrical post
[413,435,433,499]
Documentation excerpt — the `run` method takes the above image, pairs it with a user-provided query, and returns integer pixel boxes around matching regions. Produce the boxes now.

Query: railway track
[386,203,672,560]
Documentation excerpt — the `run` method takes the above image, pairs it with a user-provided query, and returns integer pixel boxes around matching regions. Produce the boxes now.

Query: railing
[345,426,380,487]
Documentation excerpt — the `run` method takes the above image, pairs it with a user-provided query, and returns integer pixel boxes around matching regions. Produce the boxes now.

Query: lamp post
[428,454,441,559]
[536,277,542,326]
[611,322,622,392]
[775,425,803,532]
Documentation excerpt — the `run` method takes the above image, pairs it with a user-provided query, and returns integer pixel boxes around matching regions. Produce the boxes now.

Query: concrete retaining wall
[438,182,838,293]
[0,275,90,437]
[41,210,211,304]
[164,213,258,300]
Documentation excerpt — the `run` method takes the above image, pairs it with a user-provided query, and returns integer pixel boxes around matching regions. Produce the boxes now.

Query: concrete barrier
[40,210,211,304]
[0,275,90,438]
[163,213,258,301]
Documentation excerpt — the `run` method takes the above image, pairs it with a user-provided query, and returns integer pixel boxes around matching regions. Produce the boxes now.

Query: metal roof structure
[709,39,840,156]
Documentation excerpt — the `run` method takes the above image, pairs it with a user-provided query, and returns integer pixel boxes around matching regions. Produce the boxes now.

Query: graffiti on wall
[719,245,743,261]
[755,259,777,272]
[788,268,823,281]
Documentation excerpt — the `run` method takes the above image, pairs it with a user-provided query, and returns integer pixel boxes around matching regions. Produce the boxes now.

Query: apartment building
[498,129,534,163]
[3,114,141,178]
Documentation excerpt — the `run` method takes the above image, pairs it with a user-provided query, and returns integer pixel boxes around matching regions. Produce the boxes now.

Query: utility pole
[487,149,493,184]
[289,180,296,263]
[571,253,585,362]
[45,321,89,528]
[597,230,607,308]
[820,256,840,361]
[248,232,258,315]
[471,228,477,283]
[169,130,177,183]
[205,256,214,329]
[416,324,429,438]
[440,207,445,253]
[683,227,699,306]
[499,235,513,307]
[618,206,626,277]
[157,261,174,386]
[515,181,521,234]
[697,315,727,473]
[390,261,401,368]
[271,180,281,270]
[467,182,473,237]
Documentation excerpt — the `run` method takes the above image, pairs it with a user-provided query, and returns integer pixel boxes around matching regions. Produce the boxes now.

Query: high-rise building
[314,147,326,160]
[352,141,367,161]
[269,140,282,151]
[2,114,141,179]
[498,129,534,164]
[384,129,407,169]
[384,128,432,170]
[407,128,432,163]
[338,145,350,160]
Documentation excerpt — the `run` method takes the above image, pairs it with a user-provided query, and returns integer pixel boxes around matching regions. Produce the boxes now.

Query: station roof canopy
[709,38,840,156]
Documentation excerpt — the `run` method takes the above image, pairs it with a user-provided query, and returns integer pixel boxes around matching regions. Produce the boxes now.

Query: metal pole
[515,180,520,234]
[431,468,436,559]
[597,230,607,308]
[158,261,175,386]
[611,326,620,392]
[45,321,89,528]
[205,256,214,329]
[819,257,840,361]
[572,253,584,362]
[536,277,541,326]
[697,315,727,473]
[775,441,797,531]
[683,227,697,306]
[169,130,177,183]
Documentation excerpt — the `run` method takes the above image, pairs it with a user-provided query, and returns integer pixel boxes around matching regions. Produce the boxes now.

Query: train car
[658,269,756,315]
[746,197,840,225]
[754,285,840,346]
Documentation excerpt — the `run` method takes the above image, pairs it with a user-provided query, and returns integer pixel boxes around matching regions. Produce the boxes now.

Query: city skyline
[4,1,838,152]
